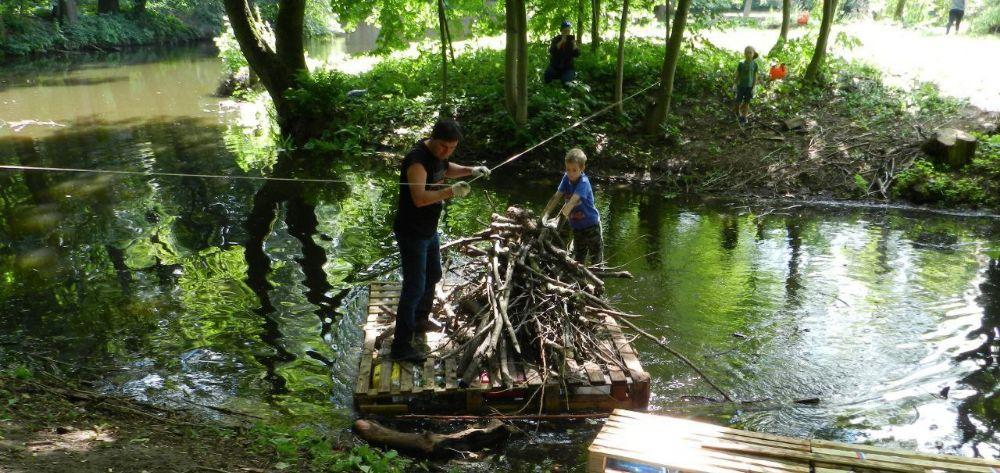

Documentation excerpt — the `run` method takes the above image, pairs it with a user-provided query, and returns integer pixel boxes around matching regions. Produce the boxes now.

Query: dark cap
[560,20,572,29]
[431,119,462,142]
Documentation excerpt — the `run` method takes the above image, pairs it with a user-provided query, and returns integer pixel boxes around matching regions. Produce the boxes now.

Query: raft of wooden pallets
[354,282,651,415]
[589,409,1000,473]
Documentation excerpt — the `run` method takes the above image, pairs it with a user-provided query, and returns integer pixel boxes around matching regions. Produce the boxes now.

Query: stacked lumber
[589,410,1000,473]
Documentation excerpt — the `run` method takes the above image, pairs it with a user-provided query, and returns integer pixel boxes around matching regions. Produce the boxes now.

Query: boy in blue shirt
[543,148,603,265]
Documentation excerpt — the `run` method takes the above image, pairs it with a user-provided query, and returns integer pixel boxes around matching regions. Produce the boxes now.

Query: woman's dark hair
[431,119,463,142]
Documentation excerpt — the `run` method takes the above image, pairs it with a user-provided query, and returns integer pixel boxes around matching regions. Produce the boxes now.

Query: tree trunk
[664,0,672,43]
[779,0,790,41]
[742,0,752,19]
[577,0,586,45]
[642,0,691,133]
[437,0,449,109]
[97,0,120,14]
[614,0,630,114]
[134,0,147,14]
[443,7,456,64]
[56,0,80,25]
[893,0,905,20]
[590,0,600,52]
[222,0,310,140]
[503,0,518,118]
[804,0,834,83]
[514,0,528,125]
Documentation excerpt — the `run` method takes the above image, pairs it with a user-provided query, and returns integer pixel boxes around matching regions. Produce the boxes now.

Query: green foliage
[969,0,1000,34]
[0,11,200,56]
[892,134,1000,208]
[247,423,414,472]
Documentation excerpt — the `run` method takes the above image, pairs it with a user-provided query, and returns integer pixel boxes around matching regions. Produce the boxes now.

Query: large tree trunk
[134,0,147,14]
[437,0,449,109]
[893,0,905,20]
[577,0,586,45]
[590,0,600,52]
[779,0,790,41]
[514,0,528,125]
[56,0,80,25]
[642,0,691,134]
[614,0,630,114]
[804,0,835,83]
[742,0,752,19]
[503,0,518,119]
[97,0,120,14]
[222,0,310,140]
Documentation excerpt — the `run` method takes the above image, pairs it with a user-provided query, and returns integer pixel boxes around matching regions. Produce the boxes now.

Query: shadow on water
[957,257,1000,457]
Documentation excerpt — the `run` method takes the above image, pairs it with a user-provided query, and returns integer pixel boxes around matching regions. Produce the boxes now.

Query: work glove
[451,181,471,198]
[542,218,558,230]
[471,166,491,179]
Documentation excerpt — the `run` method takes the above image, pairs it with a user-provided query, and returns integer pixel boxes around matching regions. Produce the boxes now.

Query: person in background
[544,20,581,85]
[946,0,965,34]
[391,119,490,362]
[734,46,760,126]
[543,148,603,266]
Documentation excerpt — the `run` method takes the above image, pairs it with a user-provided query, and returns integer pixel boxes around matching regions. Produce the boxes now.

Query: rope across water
[1,81,660,186]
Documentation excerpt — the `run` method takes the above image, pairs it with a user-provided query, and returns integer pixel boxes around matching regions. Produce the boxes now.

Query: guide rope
[0,81,660,186]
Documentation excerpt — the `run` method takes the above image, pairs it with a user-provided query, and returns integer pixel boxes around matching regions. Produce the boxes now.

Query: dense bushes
[0,12,201,56]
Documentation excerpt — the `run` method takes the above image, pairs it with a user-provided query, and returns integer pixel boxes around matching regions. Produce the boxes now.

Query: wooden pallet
[354,282,651,415]
[588,409,1000,473]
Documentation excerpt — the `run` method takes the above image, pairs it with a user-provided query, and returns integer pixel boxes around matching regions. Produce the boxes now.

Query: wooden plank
[810,439,1000,468]
[445,357,458,390]
[589,443,803,473]
[612,410,811,447]
[355,329,378,395]
[399,362,414,394]
[592,437,809,473]
[378,355,393,395]
[566,359,588,385]
[811,446,995,472]
[582,361,605,385]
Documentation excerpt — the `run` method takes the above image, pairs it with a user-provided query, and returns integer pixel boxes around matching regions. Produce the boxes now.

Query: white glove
[471,166,491,179]
[542,218,558,229]
[451,181,471,198]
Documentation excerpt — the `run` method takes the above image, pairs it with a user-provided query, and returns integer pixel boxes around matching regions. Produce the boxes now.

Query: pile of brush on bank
[434,206,638,390]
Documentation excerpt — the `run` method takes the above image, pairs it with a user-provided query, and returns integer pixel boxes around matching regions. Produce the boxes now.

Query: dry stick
[613,316,733,402]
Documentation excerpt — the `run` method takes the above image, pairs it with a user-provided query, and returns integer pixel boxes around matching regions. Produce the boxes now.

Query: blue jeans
[393,232,442,351]
[544,65,576,84]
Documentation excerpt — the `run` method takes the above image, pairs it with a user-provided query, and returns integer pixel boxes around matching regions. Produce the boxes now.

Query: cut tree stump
[781,117,806,131]
[921,128,978,170]
[353,419,518,457]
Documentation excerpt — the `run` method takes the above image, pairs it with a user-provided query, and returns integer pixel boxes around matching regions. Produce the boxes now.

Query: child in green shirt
[734,46,759,126]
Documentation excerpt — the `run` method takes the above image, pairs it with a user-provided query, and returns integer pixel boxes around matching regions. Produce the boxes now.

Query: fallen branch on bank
[353,419,518,456]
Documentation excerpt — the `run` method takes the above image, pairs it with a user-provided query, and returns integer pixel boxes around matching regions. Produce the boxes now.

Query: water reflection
[957,258,1000,457]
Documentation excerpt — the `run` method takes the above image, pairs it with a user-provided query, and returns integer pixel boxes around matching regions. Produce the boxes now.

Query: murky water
[1,41,1000,471]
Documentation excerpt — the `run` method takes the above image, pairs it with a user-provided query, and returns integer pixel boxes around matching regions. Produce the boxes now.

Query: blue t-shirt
[557,173,600,230]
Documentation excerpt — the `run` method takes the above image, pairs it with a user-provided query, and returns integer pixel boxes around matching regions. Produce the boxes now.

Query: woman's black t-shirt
[393,140,448,238]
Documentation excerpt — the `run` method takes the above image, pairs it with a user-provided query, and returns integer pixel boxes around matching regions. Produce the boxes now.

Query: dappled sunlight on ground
[702,21,1000,111]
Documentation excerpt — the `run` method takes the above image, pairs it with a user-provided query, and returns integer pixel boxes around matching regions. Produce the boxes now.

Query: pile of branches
[433,206,732,402]
[435,207,634,390]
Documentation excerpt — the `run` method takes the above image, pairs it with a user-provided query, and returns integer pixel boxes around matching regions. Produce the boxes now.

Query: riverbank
[0,363,415,473]
[0,12,209,58]
[278,35,999,210]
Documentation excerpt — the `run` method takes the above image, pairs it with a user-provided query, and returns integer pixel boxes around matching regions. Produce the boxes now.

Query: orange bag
[797,12,809,25]
[769,63,788,80]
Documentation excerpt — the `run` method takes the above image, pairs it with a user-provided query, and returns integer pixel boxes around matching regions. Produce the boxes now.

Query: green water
[2,43,1000,471]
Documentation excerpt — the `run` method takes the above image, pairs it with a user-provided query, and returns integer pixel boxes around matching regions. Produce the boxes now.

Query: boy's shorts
[736,85,754,104]
[949,8,964,22]
[571,224,604,265]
